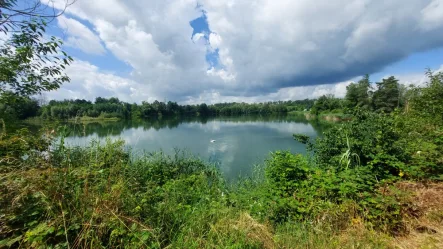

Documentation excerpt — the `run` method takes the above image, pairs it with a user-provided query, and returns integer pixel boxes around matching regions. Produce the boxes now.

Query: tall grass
[0,138,398,248]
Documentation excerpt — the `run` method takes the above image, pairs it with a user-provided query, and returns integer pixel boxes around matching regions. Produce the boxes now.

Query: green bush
[265,151,311,196]
[313,111,408,179]
[2,71,443,247]
[0,138,230,248]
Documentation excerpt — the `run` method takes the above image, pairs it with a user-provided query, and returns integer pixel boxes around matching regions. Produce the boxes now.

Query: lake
[62,115,330,180]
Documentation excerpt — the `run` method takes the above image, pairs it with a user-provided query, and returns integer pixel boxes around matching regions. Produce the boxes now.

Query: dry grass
[337,223,393,249]
[274,220,392,249]
[393,182,443,249]
[210,212,275,249]
[235,213,275,249]
[207,183,443,249]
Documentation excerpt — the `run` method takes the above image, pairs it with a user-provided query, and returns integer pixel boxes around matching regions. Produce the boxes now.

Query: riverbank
[288,111,352,122]
[23,116,121,125]
[69,116,121,123]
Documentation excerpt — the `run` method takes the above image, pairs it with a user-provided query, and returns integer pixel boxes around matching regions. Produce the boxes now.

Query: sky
[37,0,443,104]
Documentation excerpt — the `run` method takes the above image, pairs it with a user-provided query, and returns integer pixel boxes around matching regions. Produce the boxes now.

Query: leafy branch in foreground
[0,0,76,28]
[0,19,73,97]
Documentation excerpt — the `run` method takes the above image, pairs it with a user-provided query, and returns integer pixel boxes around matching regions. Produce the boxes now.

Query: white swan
[210,140,216,143]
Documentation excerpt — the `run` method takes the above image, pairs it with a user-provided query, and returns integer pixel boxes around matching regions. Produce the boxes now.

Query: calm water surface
[63,115,329,180]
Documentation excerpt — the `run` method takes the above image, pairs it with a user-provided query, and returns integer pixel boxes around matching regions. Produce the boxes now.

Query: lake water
[63,115,329,180]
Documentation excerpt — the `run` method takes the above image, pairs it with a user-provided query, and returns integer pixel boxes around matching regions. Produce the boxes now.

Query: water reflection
[63,115,330,180]
[65,115,329,137]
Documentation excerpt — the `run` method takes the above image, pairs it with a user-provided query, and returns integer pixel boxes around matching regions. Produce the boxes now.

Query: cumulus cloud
[57,16,106,55]
[392,64,443,87]
[45,59,159,103]
[49,0,443,103]
[203,0,443,89]
[183,80,354,105]
[420,0,443,30]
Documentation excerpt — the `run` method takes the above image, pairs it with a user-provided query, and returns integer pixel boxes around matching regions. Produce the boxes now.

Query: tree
[0,21,73,97]
[198,103,209,116]
[345,75,371,110]
[372,76,401,113]
[345,83,359,108]
[409,70,443,122]
[1,1,74,98]
[310,94,343,115]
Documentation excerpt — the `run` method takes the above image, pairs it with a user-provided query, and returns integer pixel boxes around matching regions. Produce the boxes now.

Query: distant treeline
[0,94,315,121]
[0,74,412,121]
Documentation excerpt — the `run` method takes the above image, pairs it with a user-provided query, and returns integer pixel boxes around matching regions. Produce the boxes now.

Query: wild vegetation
[1,1,443,248]
[309,75,410,117]
[1,70,443,248]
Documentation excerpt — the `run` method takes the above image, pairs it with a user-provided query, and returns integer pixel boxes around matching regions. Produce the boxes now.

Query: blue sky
[373,48,443,77]
[37,0,443,103]
[190,12,221,69]
[48,17,132,75]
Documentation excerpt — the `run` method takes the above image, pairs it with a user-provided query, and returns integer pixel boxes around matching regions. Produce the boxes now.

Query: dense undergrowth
[0,136,395,249]
[1,72,443,248]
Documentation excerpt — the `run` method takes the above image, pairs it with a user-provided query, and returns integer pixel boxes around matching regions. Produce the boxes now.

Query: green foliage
[313,75,408,115]
[408,70,443,123]
[40,98,294,120]
[292,134,310,145]
[1,0,73,123]
[345,74,371,110]
[310,94,344,116]
[0,132,407,248]
[0,138,230,248]
[359,187,407,234]
[253,71,443,238]
[0,20,73,97]
[372,76,402,113]
[338,135,360,170]
[1,64,443,247]
[0,123,52,168]
[264,152,317,222]
[266,151,311,196]
[0,91,40,120]
[313,111,408,178]
[256,71,443,234]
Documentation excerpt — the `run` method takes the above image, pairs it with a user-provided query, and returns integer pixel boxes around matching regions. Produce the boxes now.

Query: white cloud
[393,64,443,87]
[45,59,158,103]
[208,33,222,50]
[49,0,443,103]
[183,79,354,105]
[420,0,443,30]
[57,16,106,55]
[206,67,236,83]
[202,0,443,88]
[393,73,428,87]
[192,33,206,44]
[0,31,11,44]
